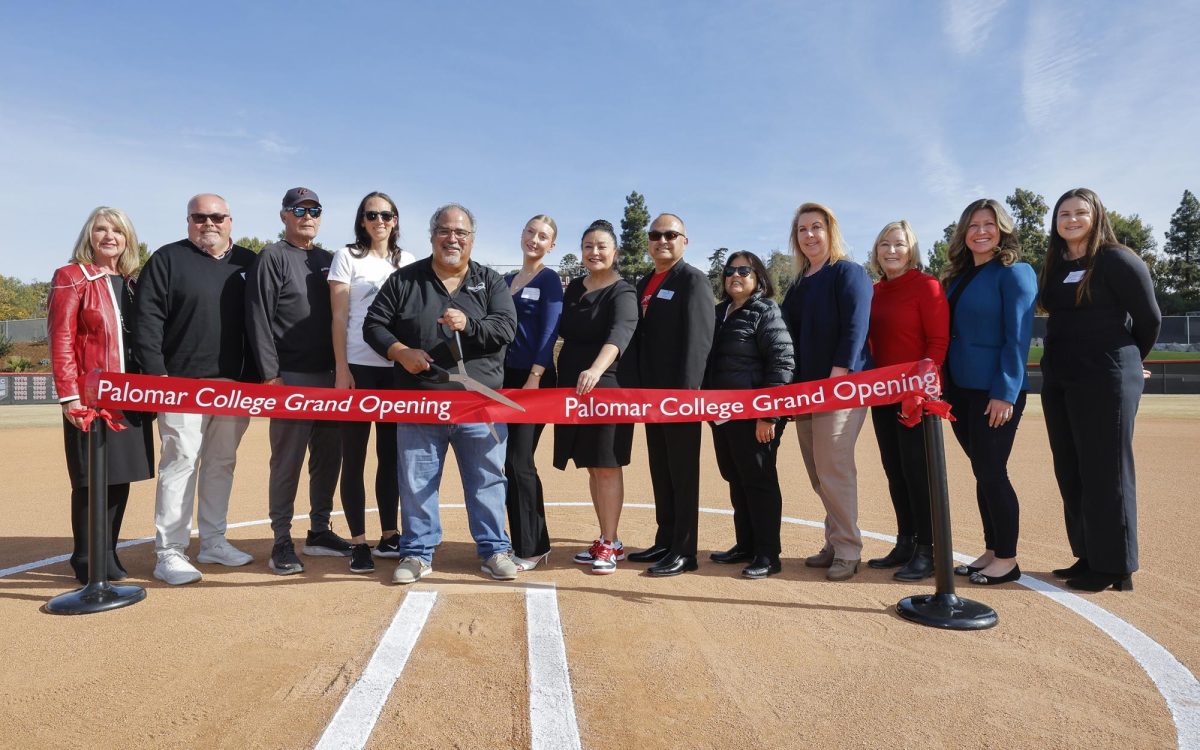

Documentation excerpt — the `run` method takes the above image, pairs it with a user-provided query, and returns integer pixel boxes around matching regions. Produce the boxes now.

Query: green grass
[1026,347,1198,364]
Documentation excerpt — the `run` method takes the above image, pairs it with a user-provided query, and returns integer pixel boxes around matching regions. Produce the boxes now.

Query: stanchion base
[896,593,997,630]
[45,582,146,615]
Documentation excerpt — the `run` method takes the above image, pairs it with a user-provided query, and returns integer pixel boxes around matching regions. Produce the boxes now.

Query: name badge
[521,287,541,301]
[467,282,486,292]
[1063,270,1085,283]
[656,289,675,300]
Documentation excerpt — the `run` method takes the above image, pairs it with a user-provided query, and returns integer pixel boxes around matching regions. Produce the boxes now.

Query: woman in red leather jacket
[49,207,155,584]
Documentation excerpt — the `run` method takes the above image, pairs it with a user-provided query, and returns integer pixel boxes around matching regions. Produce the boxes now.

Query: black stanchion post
[895,410,997,630]
[46,418,146,615]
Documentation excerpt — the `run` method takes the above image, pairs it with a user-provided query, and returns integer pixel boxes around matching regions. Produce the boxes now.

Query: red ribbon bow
[897,392,955,428]
[69,406,128,432]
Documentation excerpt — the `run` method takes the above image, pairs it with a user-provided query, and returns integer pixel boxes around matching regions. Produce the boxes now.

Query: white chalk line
[3,503,1196,749]
[526,584,583,750]
[313,590,437,750]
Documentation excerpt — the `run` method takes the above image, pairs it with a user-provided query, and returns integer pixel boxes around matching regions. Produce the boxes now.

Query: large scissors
[414,326,525,439]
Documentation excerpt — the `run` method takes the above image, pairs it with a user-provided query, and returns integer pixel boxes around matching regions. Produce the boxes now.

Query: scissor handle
[414,363,451,385]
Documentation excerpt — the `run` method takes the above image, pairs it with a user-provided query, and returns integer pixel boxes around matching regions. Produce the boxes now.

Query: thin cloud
[943,0,1006,56]
[1021,5,1092,130]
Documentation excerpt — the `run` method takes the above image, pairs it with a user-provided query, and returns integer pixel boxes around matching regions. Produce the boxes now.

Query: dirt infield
[1,397,1197,749]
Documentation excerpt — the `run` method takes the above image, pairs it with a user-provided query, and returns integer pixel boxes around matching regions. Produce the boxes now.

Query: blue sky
[2,1,1198,283]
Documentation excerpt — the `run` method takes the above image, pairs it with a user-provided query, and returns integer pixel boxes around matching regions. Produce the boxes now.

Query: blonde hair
[944,198,1020,283]
[71,207,141,276]
[868,219,922,277]
[526,214,558,241]
[789,202,849,275]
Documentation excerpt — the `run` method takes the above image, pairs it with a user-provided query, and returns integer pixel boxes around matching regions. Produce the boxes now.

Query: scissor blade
[449,375,526,412]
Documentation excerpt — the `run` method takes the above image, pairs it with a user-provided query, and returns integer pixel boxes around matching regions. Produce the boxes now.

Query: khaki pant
[794,407,866,560]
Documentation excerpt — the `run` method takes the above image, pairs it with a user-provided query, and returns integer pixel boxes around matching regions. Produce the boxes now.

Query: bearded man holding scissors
[363,203,520,584]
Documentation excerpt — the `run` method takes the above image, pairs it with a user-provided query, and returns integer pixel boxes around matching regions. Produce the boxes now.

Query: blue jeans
[396,422,511,562]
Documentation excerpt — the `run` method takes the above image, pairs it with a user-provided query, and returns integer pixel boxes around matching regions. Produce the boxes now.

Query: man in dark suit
[621,213,715,576]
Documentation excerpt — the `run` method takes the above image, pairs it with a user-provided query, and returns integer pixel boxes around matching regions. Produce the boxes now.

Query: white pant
[154,410,250,553]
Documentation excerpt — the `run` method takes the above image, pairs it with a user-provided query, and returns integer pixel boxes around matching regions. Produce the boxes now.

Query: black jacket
[704,293,795,391]
[619,260,714,389]
[363,257,516,390]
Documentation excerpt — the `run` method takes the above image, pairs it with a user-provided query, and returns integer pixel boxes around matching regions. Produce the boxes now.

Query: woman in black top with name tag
[1039,188,1161,592]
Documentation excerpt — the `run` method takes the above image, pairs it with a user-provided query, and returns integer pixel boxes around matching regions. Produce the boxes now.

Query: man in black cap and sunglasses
[246,187,351,575]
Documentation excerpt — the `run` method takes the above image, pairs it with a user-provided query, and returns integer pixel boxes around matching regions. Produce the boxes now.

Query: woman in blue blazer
[942,198,1037,586]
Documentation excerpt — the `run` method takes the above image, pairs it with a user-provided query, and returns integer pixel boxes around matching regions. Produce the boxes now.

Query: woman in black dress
[1040,187,1161,592]
[48,207,155,584]
[554,220,638,575]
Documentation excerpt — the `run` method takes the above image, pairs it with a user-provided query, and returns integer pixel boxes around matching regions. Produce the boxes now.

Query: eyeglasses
[723,265,753,278]
[364,211,396,222]
[434,227,474,240]
[648,230,685,242]
[286,207,323,218]
[189,213,229,225]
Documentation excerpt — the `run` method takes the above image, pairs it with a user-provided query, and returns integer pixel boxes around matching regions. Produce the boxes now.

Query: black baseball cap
[282,187,321,208]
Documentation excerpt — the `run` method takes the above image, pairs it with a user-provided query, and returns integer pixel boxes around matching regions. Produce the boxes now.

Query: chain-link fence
[0,318,48,342]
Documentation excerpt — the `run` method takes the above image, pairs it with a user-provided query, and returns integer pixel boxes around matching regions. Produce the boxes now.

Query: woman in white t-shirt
[329,191,416,574]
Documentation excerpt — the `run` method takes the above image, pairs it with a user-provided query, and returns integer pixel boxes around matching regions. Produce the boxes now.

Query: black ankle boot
[894,545,934,581]
[69,556,88,585]
[108,549,128,580]
[868,534,916,569]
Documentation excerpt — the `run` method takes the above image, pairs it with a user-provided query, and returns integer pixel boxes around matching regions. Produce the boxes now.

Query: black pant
[870,404,933,545]
[70,483,128,563]
[339,364,399,538]
[711,420,784,557]
[944,384,1026,559]
[503,366,556,558]
[645,422,702,556]
[1041,345,1143,575]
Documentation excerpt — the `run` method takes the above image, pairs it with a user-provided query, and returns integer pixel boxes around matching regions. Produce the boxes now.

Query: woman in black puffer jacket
[704,251,795,578]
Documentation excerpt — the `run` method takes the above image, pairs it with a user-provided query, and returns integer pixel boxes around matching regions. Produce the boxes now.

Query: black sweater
[245,240,335,379]
[1040,245,1161,360]
[704,293,796,391]
[363,258,517,390]
[134,240,257,380]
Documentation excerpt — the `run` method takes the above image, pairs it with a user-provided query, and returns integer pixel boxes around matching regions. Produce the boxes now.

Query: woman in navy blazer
[942,198,1037,586]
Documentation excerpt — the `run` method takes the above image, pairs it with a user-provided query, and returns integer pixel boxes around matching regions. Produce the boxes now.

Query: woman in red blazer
[49,207,155,584]
[864,220,948,581]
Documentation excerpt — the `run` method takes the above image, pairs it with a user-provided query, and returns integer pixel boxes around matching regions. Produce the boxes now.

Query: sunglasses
[189,213,229,225]
[648,230,685,242]
[723,265,753,277]
[286,207,323,218]
[364,211,396,222]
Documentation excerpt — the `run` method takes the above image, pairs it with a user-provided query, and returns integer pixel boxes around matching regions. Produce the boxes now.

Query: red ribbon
[84,359,944,426]
[69,406,128,432]
[897,392,955,427]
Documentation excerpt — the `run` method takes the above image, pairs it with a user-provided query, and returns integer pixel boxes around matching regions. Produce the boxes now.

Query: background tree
[0,276,50,319]
[236,236,271,254]
[618,190,652,282]
[1006,188,1049,272]
[707,247,728,296]
[558,252,582,280]
[764,249,794,301]
[926,222,956,279]
[1163,189,1200,311]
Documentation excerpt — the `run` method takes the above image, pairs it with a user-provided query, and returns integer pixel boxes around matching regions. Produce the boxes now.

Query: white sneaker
[197,538,254,567]
[154,550,202,586]
[392,556,432,585]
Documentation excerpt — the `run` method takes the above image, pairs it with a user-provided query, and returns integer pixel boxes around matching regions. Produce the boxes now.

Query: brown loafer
[804,547,835,568]
[826,558,859,581]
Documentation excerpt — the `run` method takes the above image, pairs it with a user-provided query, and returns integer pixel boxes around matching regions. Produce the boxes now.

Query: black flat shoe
[710,546,753,565]
[1052,558,1090,579]
[867,535,916,569]
[627,545,671,563]
[647,553,698,577]
[953,564,983,577]
[741,555,781,579]
[1066,572,1133,592]
[968,565,1021,586]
